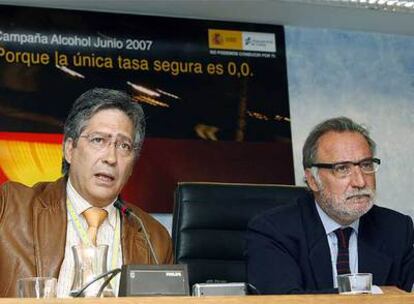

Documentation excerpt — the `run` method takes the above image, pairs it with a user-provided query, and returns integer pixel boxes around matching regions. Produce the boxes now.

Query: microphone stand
[114,199,160,264]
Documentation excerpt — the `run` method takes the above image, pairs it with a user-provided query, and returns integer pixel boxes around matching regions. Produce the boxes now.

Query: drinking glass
[337,273,372,295]
[17,277,57,298]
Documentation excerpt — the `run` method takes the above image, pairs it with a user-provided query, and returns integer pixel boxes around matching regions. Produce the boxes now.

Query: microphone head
[114,200,123,209]
[114,199,130,217]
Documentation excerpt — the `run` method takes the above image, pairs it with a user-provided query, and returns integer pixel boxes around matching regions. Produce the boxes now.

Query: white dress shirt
[315,201,359,288]
[56,179,122,297]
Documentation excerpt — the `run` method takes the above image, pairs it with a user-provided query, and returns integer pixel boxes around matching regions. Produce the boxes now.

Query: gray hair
[302,116,376,169]
[62,88,145,175]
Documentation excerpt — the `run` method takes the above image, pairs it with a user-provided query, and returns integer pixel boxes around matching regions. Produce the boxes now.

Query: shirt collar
[66,178,117,228]
[315,200,359,235]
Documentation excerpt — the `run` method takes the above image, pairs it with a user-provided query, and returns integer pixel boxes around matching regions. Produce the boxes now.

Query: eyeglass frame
[310,157,381,178]
[79,132,138,157]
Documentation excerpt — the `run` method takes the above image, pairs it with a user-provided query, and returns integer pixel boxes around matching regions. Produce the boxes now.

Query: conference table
[0,287,412,304]
[0,286,414,304]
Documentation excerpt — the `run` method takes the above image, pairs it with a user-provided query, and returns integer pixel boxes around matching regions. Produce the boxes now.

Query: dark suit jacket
[246,191,414,294]
[0,177,173,297]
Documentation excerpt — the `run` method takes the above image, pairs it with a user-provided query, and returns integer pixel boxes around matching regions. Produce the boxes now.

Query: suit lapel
[32,178,67,278]
[309,239,334,289]
[300,195,334,289]
[358,210,392,285]
[121,214,150,264]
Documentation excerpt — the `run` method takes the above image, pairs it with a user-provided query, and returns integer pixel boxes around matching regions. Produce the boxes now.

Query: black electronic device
[118,264,189,297]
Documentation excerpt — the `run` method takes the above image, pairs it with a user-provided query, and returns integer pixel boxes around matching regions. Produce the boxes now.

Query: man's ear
[64,138,74,165]
[305,168,320,192]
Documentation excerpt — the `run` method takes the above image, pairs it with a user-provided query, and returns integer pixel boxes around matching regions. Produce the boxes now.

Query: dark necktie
[334,227,353,275]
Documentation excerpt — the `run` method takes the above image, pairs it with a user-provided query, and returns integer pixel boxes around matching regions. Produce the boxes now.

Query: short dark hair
[62,88,145,175]
[302,116,376,169]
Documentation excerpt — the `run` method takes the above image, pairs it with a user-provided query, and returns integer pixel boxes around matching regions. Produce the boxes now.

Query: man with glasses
[246,116,414,294]
[0,88,173,297]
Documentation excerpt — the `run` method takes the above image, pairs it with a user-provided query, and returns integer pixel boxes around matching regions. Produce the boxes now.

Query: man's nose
[350,165,367,188]
[102,142,118,165]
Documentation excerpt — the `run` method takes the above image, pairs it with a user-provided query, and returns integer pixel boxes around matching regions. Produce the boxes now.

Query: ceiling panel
[0,0,412,35]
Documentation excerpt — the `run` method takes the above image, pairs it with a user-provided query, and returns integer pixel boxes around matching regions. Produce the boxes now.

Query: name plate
[118,264,189,296]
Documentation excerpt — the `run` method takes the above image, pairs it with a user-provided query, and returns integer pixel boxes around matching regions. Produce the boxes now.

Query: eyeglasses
[79,132,137,157]
[311,157,381,178]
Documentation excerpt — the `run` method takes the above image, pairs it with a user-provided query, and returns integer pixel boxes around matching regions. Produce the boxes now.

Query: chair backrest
[172,182,308,287]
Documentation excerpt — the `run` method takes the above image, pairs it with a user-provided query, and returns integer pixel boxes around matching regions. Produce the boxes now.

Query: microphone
[114,199,160,264]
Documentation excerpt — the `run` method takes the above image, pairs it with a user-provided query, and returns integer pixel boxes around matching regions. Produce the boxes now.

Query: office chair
[172,182,308,288]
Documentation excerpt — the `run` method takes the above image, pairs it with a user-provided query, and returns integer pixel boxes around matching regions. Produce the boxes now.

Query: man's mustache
[345,188,376,200]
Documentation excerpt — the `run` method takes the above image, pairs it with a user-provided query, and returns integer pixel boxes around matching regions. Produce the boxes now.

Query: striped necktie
[334,227,353,275]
